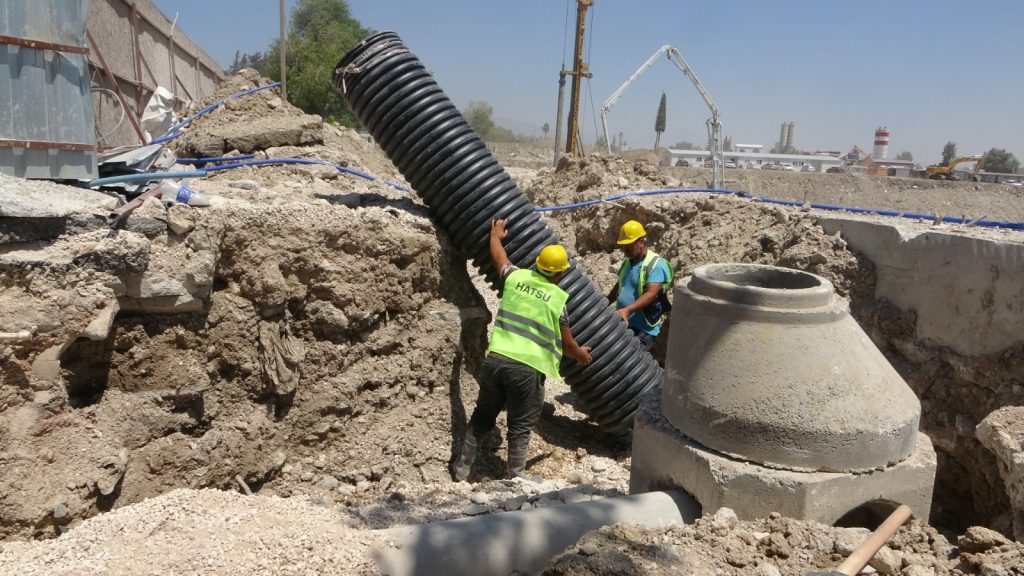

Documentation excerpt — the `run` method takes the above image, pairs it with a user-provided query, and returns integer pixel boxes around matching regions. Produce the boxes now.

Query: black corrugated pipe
[333,32,662,432]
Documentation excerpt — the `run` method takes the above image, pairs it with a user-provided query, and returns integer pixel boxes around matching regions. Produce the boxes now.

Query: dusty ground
[2,72,1024,574]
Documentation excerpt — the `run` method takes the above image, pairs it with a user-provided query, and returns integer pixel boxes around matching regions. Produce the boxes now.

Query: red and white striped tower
[873,127,890,159]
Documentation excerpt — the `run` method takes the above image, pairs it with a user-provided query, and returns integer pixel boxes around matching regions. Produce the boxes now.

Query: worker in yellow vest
[453,219,592,481]
[607,220,673,352]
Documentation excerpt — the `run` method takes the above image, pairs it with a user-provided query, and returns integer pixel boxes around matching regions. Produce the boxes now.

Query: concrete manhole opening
[634,263,937,525]
[834,499,903,530]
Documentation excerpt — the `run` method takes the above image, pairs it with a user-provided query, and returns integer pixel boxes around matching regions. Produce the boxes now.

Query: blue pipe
[203,158,410,191]
[534,186,1024,231]
[85,158,410,193]
[85,170,208,188]
[149,82,282,145]
[177,155,257,164]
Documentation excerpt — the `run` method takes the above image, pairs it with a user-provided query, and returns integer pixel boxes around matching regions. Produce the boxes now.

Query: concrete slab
[0,173,117,218]
[817,217,1024,356]
[0,173,117,243]
[630,392,936,525]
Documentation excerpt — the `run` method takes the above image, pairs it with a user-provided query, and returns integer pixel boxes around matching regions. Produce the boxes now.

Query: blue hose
[85,170,209,187]
[203,158,410,191]
[177,155,256,164]
[85,158,410,192]
[534,186,1024,231]
[149,82,282,145]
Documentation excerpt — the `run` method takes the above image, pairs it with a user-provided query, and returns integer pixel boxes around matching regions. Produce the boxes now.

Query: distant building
[775,122,795,152]
[873,127,890,160]
[665,148,842,173]
[845,146,869,164]
[866,158,915,176]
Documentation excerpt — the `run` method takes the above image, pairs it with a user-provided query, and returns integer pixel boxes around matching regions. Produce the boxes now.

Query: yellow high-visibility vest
[617,250,674,328]
[489,269,569,378]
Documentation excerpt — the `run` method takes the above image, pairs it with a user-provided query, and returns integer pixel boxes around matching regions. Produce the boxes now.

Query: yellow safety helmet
[617,220,646,245]
[535,244,571,276]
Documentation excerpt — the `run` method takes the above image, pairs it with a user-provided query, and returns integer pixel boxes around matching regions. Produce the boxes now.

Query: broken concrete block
[30,345,63,384]
[976,406,1024,541]
[124,197,168,237]
[82,301,120,341]
[166,204,196,236]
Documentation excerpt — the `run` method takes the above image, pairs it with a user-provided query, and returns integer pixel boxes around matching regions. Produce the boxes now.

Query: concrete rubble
[1,70,1024,574]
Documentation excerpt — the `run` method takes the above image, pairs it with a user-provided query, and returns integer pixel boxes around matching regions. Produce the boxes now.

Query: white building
[665,147,842,173]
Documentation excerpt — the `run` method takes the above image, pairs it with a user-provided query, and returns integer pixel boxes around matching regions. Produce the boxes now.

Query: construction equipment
[554,0,594,164]
[926,154,986,181]
[600,45,723,189]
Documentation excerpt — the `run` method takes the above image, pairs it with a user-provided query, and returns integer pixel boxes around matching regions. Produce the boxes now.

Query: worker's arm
[607,283,619,304]
[616,282,662,322]
[561,325,592,366]
[489,219,511,272]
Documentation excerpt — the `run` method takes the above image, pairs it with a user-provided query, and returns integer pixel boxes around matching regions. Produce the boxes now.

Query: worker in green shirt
[453,219,592,481]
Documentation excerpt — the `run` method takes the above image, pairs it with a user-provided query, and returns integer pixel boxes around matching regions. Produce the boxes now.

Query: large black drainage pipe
[334,31,662,432]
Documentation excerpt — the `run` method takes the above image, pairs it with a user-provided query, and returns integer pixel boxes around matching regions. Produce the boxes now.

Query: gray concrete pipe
[371,490,700,576]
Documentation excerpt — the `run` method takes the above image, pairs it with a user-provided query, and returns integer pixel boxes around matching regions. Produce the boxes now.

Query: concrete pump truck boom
[600,45,723,189]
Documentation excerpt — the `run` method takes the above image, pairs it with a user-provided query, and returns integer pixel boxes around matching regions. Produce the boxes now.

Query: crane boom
[600,45,723,189]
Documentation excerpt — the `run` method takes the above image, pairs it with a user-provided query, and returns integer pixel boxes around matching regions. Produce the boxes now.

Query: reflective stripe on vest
[617,250,673,327]
[489,268,569,378]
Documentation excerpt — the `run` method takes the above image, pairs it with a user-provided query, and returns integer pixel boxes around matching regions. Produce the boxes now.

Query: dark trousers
[469,353,545,450]
[630,327,656,352]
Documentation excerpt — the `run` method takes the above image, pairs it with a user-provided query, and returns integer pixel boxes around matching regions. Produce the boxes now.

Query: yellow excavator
[926,154,986,181]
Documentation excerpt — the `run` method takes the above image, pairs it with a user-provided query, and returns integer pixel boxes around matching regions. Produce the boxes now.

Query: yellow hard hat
[535,244,570,276]
[617,220,646,245]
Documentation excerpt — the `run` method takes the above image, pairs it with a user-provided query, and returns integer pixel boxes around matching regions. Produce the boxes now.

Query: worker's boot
[452,433,479,482]
[506,441,541,482]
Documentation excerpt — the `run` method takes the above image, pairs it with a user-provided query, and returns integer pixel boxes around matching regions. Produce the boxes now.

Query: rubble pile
[543,508,1024,576]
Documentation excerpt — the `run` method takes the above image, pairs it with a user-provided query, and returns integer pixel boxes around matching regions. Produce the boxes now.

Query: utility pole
[564,0,593,157]
[553,71,566,166]
[279,0,287,101]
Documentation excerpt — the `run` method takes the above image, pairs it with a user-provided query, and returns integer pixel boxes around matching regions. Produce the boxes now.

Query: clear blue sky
[154,0,1022,166]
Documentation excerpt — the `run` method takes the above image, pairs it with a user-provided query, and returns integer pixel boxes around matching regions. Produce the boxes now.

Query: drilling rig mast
[553,0,593,164]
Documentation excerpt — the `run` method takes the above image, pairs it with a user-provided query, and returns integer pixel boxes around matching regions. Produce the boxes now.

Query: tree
[723,136,733,152]
[671,140,696,150]
[983,148,1020,174]
[464,101,495,139]
[653,92,667,150]
[896,151,914,161]
[542,123,550,139]
[265,0,369,126]
[229,50,269,75]
[941,142,957,165]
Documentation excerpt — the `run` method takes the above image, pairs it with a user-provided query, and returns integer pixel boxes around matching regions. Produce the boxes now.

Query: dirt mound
[543,508,1024,575]
[172,68,405,190]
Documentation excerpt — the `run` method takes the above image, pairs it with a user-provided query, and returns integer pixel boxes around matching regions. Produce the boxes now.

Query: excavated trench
[1,184,1019,544]
[1,67,1021,555]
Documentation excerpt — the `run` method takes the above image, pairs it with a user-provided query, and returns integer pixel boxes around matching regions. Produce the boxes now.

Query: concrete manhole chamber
[631,263,937,524]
